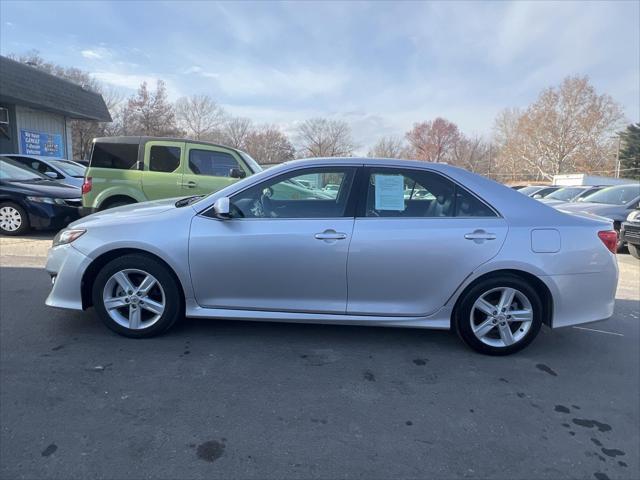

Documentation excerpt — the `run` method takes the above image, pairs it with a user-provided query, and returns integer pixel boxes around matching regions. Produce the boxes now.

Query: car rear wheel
[0,202,29,236]
[92,254,182,338]
[455,275,543,355]
[628,244,640,260]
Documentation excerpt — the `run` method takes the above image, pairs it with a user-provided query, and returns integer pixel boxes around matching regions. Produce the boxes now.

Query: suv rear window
[91,142,139,170]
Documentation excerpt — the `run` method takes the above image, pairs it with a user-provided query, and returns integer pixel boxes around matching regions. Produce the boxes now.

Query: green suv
[81,137,262,212]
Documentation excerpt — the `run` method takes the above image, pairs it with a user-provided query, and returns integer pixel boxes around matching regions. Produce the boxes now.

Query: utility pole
[615,135,622,178]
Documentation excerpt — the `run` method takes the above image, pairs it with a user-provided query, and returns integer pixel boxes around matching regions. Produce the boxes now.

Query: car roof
[92,136,248,155]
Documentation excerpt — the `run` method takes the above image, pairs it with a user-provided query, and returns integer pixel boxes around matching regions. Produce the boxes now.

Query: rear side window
[364,168,496,218]
[149,146,181,172]
[91,142,138,170]
[189,150,240,177]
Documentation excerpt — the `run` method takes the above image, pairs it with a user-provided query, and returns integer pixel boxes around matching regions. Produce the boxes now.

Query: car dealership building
[0,55,111,159]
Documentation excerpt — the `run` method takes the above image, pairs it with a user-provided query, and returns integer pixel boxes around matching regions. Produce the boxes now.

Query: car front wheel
[455,275,543,355]
[92,254,182,337]
[0,202,29,235]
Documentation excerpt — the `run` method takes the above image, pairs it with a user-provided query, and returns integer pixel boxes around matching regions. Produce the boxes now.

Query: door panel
[347,218,507,316]
[347,217,507,316]
[189,217,354,313]
[141,141,185,200]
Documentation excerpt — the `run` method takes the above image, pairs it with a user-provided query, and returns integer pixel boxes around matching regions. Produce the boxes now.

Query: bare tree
[450,135,492,175]
[218,117,253,149]
[367,136,409,158]
[175,95,226,140]
[295,118,356,157]
[494,76,624,180]
[121,80,181,137]
[405,117,461,162]
[243,125,296,165]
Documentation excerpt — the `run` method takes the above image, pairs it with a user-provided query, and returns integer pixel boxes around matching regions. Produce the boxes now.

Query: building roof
[0,56,112,122]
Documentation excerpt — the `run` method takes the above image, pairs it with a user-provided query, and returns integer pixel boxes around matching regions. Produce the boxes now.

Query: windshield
[518,186,542,195]
[580,184,640,205]
[545,187,585,201]
[239,152,263,174]
[0,159,49,181]
[50,159,86,177]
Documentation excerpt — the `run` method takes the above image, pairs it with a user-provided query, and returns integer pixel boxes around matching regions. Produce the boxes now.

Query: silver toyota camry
[45,158,619,355]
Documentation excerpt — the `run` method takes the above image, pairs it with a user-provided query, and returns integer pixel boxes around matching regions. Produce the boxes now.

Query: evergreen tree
[618,123,640,180]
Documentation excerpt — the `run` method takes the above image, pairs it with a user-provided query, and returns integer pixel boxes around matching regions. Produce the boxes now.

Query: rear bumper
[79,207,97,217]
[621,222,640,246]
[540,262,618,328]
[45,244,91,310]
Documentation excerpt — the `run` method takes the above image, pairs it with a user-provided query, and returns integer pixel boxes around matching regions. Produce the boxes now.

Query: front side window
[11,157,58,177]
[365,168,496,218]
[149,146,181,172]
[189,150,240,177]
[91,142,138,170]
[228,167,355,218]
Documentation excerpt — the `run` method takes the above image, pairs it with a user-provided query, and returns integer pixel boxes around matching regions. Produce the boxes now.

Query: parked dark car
[559,184,640,251]
[0,158,81,235]
[621,209,640,259]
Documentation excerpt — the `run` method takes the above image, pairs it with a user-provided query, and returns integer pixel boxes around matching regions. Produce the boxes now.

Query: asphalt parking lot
[0,235,638,480]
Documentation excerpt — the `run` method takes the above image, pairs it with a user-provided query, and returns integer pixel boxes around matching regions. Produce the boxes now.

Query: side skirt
[184,299,452,330]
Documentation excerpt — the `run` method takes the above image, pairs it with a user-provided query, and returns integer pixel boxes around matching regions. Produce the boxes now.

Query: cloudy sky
[1,0,638,152]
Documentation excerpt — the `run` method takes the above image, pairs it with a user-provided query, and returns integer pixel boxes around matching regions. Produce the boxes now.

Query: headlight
[52,229,86,247]
[26,196,66,205]
[627,210,640,222]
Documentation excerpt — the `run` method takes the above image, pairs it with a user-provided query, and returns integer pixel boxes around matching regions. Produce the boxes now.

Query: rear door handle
[315,230,347,241]
[179,181,198,188]
[464,230,496,241]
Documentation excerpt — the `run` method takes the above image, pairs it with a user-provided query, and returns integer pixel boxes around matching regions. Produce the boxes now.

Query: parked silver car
[1,154,86,188]
[45,158,619,355]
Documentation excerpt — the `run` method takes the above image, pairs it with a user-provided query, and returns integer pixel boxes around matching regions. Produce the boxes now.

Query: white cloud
[81,49,103,60]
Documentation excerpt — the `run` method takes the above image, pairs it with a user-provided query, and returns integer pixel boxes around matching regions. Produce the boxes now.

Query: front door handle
[315,230,347,241]
[464,230,496,242]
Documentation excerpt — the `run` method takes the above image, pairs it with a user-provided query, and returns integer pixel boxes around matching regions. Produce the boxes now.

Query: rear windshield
[90,142,139,170]
[545,187,585,201]
[580,184,640,205]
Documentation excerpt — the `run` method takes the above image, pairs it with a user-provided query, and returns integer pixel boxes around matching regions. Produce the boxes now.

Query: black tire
[0,202,30,236]
[614,225,625,253]
[628,243,640,260]
[454,274,544,355]
[92,254,183,338]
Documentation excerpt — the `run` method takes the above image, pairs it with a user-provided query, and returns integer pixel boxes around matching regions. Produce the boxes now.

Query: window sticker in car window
[374,174,405,211]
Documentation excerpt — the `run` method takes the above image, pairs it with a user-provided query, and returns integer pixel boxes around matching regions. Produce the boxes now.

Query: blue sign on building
[20,129,65,158]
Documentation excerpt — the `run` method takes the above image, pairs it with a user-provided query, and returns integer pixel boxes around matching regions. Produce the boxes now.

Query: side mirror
[213,197,231,219]
[533,194,543,199]
[44,171,58,179]
[229,167,246,179]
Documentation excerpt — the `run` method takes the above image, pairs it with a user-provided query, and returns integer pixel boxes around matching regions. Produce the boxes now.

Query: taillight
[81,177,92,195]
[598,230,618,254]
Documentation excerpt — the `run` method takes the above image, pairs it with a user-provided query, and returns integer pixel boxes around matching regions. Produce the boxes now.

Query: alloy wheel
[102,269,166,330]
[0,206,22,232]
[469,287,533,348]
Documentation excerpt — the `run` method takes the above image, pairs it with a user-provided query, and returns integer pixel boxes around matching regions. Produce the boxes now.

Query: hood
[70,197,180,228]
[1,179,81,199]
[558,202,630,221]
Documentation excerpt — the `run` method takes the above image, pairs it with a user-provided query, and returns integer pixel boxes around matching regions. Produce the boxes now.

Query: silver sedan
[45,158,619,355]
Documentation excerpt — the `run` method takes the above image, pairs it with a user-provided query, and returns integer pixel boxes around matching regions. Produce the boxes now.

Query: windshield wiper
[175,195,205,207]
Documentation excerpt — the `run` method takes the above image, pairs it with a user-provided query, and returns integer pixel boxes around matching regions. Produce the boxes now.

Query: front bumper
[45,244,92,310]
[27,203,81,231]
[621,221,640,246]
